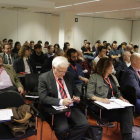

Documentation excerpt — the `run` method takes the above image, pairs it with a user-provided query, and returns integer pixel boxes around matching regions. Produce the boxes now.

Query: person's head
[106,43,111,50]
[3,43,12,55]
[48,45,54,54]
[0,55,3,67]
[122,51,131,63]
[113,41,117,44]
[24,41,30,46]
[63,42,70,54]
[30,41,34,49]
[18,45,31,58]
[3,38,7,44]
[37,40,42,45]
[126,45,133,52]
[67,48,78,64]
[95,58,113,77]
[55,49,64,57]
[112,42,117,50]
[129,42,133,46]
[84,40,87,45]
[97,40,101,44]
[54,43,60,50]
[8,39,13,47]
[34,44,42,55]
[130,53,140,70]
[103,41,107,46]
[121,42,127,50]
[77,50,83,58]
[52,56,69,78]
[44,41,49,48]
[98,46,107,57]
[13,41,21,51]
[95,42,99,48]
[86,42,90,48]
[133,45,139,52]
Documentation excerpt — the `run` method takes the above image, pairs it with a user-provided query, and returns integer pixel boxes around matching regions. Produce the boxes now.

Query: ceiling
[0,0,140,20]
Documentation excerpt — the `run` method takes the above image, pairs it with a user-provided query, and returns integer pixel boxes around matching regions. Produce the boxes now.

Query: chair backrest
[121,85,137,106]
[25,73,41,92]
[0,91,25,109]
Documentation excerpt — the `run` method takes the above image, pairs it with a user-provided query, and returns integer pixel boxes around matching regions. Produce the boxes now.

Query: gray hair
[52,56,69,68]
[122,51,130,57]
[55,48,64,55]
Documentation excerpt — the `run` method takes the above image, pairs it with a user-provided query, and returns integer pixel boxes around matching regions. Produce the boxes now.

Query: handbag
[82,125,103,140]
[132,125,140,140]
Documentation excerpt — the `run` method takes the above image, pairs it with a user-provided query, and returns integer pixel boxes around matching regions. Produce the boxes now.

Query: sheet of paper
[52,106,68,110]
[0,109,13,121]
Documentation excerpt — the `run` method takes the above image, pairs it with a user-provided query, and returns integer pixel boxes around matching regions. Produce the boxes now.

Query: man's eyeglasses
[56,68,67,74]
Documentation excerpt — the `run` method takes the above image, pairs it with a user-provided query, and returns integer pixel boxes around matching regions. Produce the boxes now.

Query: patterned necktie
[58,78,71,117]
[8,55,12,65]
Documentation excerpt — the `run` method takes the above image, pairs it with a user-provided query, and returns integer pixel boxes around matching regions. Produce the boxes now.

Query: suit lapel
[11,53,15,63]
[3,53,8,64]
[50,70,58,98]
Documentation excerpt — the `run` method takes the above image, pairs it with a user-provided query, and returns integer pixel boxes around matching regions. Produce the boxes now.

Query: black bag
[132,125,140,140]
[82,125,103,140]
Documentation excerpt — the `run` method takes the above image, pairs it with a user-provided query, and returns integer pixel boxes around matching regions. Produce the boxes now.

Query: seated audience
[13,45,37,73]
[109,42,121,63]
[121,53,140,114]
[45,45,54,58]
[54,43,60,53]
[119,42,127,54]
[30,40,35,51]
[67,48,89,92]
[44,41,49,48]
[77,50,93,79]
[106,43,111,57]
[114,51,131,75]
[92,41,99,52]
[41,48,64,73]
[83,39,87,46]
[8,39,13,48]
[87,58,133,140]
[42,41,49,54]
[30,44,47,66]
[12,41,21,54]
[132,45,139,53]
[38,56,89,140]
[37,40,42,45]
[2,38,7,45]
[63,42,70,58]
[24,41,30,46]
[0,54,23,94]
[0,43,18,66]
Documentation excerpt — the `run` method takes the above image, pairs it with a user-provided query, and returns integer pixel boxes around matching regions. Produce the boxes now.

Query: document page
[52,106,68,110]
[0,109,13,121]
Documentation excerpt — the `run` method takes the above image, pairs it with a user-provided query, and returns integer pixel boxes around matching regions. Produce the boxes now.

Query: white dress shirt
[23,57,31,74]
[5,53,12,65]
[125,62,131,67]
[55,77,73,106]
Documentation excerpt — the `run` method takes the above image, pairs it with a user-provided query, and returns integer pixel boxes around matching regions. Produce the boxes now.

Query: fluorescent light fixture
[55,0,100,9]
[55,5,72,9]
[74,0,100,6]
[77,12,94,15]
[95,7,140,14]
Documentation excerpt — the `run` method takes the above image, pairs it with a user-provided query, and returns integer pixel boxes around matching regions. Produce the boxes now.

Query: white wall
[74,16,132,49]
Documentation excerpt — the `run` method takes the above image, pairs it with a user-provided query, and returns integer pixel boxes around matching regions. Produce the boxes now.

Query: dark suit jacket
[114,59,128,75]
[0,52,18,64]
[121,65,140,98]
[13,58,37,73]
[38,70,81,106]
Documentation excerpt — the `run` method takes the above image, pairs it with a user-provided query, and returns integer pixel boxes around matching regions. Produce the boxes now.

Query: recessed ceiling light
[77,12,94,15]
[55,0,101,9]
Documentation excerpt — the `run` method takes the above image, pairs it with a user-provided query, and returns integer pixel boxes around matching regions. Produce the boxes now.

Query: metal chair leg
[40,121,43,140]
[51,115,54,140]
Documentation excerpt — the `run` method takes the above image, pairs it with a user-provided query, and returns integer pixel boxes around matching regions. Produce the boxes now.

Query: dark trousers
[0,85,18,93]
[90,104,133,134]
[52,107,89,140]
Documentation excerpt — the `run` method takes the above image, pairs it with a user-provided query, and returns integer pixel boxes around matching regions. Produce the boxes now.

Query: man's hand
[63,98,73,106]
[118,54,121,57]
[18,87,24,95]
[81,77,89,83]
[122,99,129,103]
[100,98,110,104]
[72,96,80,103]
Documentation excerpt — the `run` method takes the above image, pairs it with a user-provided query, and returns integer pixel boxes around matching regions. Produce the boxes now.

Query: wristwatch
[79,75,82,80]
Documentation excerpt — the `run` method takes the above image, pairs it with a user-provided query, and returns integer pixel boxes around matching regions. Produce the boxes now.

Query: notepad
[0,109,13,121]
[52,106,68,110]
[94,99,133,110]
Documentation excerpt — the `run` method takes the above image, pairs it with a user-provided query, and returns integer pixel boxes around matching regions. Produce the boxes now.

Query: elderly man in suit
[38,56,89,140]
[0,43,18,66]
[121,53,140,113]
[0,54,23,94]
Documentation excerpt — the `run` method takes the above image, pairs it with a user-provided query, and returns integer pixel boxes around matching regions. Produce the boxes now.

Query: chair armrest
[27,103,40,117]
